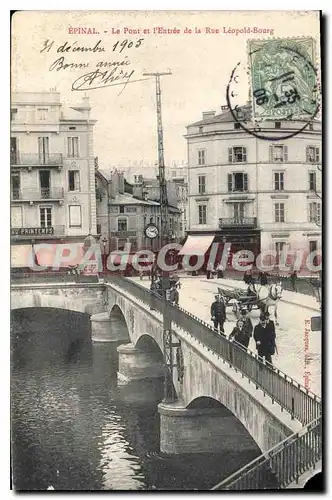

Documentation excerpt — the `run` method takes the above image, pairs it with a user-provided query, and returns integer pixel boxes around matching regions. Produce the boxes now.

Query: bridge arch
[135,334,164,363]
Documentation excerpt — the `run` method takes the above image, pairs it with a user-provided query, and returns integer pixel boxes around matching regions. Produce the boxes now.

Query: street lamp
[100,235,108,273]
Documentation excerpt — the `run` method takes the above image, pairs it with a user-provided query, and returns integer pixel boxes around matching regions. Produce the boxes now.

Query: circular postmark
[226,38,320,141]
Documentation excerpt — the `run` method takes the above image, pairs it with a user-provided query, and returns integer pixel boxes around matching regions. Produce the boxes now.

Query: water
[11,309,259,491]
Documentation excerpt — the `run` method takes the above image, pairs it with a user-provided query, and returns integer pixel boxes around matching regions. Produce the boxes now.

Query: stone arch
[186,394,263,455]
[109,304,131,344]
[135,334,164,363]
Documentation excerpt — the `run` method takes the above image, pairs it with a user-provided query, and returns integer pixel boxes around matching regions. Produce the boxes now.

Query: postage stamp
[248,37,318,121]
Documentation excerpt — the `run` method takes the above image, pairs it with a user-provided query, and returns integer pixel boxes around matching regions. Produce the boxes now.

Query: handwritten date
[112,38,144,52]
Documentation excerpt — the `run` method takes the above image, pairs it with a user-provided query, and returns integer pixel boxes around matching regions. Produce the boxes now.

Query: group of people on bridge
[210,294,277,367]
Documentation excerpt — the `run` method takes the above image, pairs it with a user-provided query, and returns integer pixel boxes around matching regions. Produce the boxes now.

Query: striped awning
[178,235,214,256]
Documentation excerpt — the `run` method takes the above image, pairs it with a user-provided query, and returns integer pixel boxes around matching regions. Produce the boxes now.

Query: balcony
[114,231,137,237]
[10,153,63,167]
[11,226,65,238]
[11,187,64,202]
[219,217,257,229]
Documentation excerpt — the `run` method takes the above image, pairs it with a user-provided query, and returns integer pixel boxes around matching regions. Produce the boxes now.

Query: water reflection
[11,311,261,490]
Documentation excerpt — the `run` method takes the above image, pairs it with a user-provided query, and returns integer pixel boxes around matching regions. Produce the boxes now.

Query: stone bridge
[11,278,313,465]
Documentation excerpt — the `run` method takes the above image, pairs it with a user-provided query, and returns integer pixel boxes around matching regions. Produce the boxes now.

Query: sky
[11,10,320,170]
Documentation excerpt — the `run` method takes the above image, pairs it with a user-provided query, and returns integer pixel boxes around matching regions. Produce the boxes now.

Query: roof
[187,105,251,127]
[112,193,160,206]
[97,169,113,182]
[60,106,88,121]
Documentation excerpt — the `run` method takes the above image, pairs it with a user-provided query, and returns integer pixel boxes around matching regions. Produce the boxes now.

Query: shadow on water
[11,307,266,491]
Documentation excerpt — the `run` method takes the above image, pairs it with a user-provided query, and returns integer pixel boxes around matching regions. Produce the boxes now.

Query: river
[11,309,260,491]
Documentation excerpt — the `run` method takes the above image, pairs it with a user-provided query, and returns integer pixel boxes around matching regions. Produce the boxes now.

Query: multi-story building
[184,105,321,268]
[10,91,97,267]
[119,162,188,239]
[95,170,181,253]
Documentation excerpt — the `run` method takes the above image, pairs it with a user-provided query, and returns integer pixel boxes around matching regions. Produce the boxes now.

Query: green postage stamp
[248,37,319,121]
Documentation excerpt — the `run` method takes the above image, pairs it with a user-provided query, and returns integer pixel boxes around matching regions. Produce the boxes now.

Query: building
[10,91,97,267]
[95,170,181,254]
[184,105,321,270]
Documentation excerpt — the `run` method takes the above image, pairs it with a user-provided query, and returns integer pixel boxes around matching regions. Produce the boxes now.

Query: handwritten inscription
[72,67,135,91]
[40,38,145,92]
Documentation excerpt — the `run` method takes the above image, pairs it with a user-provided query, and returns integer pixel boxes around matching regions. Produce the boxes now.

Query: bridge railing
[107,275,321,426]
[211,416,322,490]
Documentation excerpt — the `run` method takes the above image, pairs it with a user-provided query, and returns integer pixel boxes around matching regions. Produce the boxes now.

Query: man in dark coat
[210,295,226,336]
[229,318,250,349]
[253,313,276,365]
[239,309,253,338]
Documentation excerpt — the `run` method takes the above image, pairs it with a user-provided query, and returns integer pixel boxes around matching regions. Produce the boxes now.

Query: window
[68,171,80,191]
[269,145,288,163]
[309,202,321,224]
[233,203,245,219]
[37,108,48,120]
[117,238,127,250]
[275,122,281,129]
[274,172,284,191]
[68,137,79,158]
[97,223,101,234]
[228,146,247,163]
[118,218,127,232]
[134,174,143,183]
[199,126,204,133]
[274,203,285,223]
[11,206,23,228]
[227,172,248,192]
[198,149,206,165]
[40,207,52,227]
[183,209,187,220]
[234,122,241,130]
[69,205,82,227]
[11,109,18,121]
[275,242,286,263]
[198,205,207,224]
[306,146,320,163]
[38,137,49,164]
[69,126,76,131]
[308,123,314,131]
[119,206,125,213]
[309,172,317,191]
[11,173,20,200]
[198,175,206,194]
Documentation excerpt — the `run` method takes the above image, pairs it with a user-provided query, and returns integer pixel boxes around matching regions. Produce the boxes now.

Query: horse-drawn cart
[218,286,261,314]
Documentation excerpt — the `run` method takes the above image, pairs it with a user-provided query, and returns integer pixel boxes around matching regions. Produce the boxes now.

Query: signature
[71,67,147,91]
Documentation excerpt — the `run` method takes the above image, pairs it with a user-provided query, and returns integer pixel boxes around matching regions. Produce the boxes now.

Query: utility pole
[143,70,177,402]
[142,71,171,249]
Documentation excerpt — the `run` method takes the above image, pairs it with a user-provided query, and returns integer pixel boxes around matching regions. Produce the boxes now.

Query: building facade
[96,170,181,255]
[185,106,321,269]
[10,92,97,266]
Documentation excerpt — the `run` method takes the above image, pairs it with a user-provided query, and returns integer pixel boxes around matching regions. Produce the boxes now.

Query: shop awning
[11,244,33,268]
[178,235,214,256]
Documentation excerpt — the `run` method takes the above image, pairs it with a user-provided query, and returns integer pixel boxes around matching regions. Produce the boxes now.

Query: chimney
[202,110,216,120]
[70,94,91,119]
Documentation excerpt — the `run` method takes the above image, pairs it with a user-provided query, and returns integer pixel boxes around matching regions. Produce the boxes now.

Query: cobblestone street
[133,276,321,397]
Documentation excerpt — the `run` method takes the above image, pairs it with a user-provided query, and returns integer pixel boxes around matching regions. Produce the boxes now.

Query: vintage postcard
[11,10,322,491]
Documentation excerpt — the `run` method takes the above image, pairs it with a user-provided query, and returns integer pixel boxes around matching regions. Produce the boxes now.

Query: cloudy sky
[12,10,320,169]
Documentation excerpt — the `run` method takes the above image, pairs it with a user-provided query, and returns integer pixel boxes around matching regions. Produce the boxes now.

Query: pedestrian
[217,263,224,279]
[207,262,213,279]
[150,280,157,311]
[139,269,143,281]
[239,308,253,339]
[210,295,226,336]
[264,311,276,338]
[253,313,277,366]
[259,271,268,286]
[229,318,251,349]
[244,269,253,284]
[290,270,297,292]
[169,285,179,305]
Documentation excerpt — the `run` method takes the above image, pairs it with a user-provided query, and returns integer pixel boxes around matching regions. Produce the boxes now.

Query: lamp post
[100,235,108,274]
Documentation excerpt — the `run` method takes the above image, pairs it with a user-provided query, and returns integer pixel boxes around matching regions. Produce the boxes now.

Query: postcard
[11,10,322,491]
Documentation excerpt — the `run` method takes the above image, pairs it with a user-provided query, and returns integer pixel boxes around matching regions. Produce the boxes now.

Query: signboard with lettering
[11,227,54,236]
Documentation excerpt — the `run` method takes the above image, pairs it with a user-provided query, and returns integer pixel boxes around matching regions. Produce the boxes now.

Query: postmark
[226,38,320,141]
[248,37,318,121]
